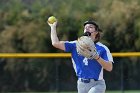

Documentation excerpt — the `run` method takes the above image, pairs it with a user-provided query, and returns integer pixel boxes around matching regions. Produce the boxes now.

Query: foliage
[0,0,140,92]
[94,0,140,52]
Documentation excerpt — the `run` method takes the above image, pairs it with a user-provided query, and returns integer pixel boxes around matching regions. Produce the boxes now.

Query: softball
[47,16,57,24]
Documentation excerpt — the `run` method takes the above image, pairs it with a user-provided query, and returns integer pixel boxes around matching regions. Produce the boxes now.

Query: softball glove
[76,36,98,59]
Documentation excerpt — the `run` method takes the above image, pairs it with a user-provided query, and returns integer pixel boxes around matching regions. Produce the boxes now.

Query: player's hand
[48,21,57,28]
[76,36,98,59]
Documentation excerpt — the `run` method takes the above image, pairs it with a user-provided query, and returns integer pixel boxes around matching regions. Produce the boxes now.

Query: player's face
[84,24,98,40]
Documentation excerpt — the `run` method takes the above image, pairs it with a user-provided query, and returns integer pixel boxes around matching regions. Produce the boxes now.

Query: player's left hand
[76,36,98,59]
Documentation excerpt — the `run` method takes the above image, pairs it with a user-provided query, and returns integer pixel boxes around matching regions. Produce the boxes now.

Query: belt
[79,78,98,83]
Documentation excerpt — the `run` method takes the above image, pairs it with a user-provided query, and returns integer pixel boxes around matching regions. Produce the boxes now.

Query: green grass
[4,90,140,93]
[106,90,140,93]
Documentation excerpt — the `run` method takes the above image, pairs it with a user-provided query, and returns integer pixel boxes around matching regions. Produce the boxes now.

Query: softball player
[48,19,113,93]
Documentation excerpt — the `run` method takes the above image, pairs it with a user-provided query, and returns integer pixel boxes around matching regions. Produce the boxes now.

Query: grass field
[5,90,140,93]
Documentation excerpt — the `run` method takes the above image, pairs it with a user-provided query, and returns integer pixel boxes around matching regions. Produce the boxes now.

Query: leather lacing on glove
[76,32,98,59]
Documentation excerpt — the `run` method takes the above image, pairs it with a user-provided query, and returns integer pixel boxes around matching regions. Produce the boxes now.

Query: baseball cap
[84,20,102,32]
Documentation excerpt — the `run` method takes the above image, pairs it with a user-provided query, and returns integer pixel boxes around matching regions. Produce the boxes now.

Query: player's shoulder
[96,42,110,51]
[65,40,77,44]
[96,42,107,47]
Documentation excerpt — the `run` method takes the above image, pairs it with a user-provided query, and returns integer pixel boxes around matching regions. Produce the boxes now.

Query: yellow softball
[47,16,57,24]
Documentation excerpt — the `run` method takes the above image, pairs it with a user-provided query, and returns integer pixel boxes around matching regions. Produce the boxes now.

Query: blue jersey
[64,41,113,80]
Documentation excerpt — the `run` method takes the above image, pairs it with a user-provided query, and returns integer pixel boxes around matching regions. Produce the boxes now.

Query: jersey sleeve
[64,41,76,52]
[101,47,114,62]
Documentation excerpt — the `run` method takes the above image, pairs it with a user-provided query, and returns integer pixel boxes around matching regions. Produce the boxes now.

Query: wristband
[96,56,100,60]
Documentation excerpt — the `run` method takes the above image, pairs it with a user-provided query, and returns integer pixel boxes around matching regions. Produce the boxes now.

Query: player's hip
[77,79,106,93]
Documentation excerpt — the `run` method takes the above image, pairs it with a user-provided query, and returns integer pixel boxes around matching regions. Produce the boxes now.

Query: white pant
[77,79,106,93]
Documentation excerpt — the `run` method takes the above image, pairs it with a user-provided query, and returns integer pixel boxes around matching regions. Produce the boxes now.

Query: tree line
[0,0,140,92]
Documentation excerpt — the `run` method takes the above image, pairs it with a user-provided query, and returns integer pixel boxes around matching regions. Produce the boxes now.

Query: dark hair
[95,32,100,43]
[84,20,102,32]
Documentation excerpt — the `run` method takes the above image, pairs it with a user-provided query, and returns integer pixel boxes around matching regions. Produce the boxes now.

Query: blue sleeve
[64,41,76,52]
[101,49,109,61]
[101,47,113,62]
